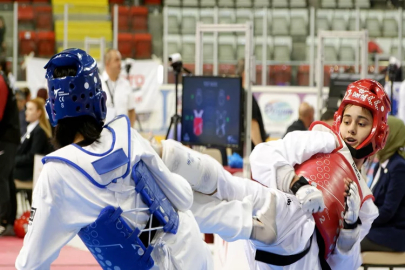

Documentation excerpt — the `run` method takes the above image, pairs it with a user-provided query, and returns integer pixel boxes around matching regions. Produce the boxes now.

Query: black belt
[255,229,332,270]
[255,235,313,266]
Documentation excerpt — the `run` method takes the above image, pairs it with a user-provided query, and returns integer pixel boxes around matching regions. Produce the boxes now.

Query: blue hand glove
[228,153,243,168]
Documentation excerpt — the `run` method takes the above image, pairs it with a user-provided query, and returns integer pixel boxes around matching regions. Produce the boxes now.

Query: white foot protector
[250,191,278,245]
[161,139,218,194]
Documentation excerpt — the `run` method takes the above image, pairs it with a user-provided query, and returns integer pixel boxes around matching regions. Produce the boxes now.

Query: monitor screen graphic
[181,76,243,149]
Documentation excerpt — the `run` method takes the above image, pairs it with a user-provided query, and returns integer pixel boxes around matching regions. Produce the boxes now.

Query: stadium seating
[218,35,236,62]
[365,11,382,37]
[339,39,356,62]
[36,31,55,57]
[116,6,130,32]
[18,4,34,28]
[133,33,152,59]
[130,6,148,32]
[382,10,398,38]
[181,35,195,63]
[167,7,180,34]
[202,35,215,62]
[236,8,252,34]
[34,5,53,31]
[19,30,36,55]
[253,0,270,7]
[297,65,310,86]
[290,9,308,36]
[253,9,270,36]
[254,36,272,62]
[273,37,292,61]
[218,8,235,25]
[316,9,332,34]
[269,65,292,85]
[166,34,181,56]
[331,10,349,31]
[118,33,133,58]
[271,9,289,35]
[181,8,198,34]
[200,8,215,25]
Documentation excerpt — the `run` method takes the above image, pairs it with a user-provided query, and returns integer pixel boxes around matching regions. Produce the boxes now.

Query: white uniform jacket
[15,116,212,270]
[249,129,379,270]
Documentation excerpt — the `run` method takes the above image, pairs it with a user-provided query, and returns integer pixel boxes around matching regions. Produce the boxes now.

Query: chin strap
[345,142,374,159]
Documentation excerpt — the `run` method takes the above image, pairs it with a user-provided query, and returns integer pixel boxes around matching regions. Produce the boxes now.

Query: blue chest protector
[77,160,179,270]
[43,116,179,270]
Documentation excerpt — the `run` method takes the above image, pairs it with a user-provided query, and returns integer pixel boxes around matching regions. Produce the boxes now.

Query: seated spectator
[283,102,314,138]
[361,116,405,252]
[14,98,52,182]
[320,109,335,127]
[15,89,29,136]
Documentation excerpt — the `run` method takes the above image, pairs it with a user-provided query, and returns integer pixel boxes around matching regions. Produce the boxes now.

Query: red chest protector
[294,122,372,259]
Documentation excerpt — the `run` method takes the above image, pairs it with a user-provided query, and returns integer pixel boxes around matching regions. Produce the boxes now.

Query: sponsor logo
[264,101,293,122]
[351,162,361,181]
[29,207,37,223]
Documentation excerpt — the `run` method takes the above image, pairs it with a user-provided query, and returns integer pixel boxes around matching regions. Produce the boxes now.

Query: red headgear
[14,211,31,238]
[332,79,391,158]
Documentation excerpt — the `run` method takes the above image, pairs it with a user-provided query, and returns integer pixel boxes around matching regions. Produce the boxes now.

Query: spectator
[0,61,20,236]
[101,49,136,127]
[361,116,405,252]
[36,88,48,101]
[15,88,30,136]
[283,102,314,137]
[0,16,5,56]
[320,109,335,127]
[236,59,267,148]
[14,98,52,182]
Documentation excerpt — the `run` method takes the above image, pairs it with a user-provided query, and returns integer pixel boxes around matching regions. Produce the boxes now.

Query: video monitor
[181,76,244,149]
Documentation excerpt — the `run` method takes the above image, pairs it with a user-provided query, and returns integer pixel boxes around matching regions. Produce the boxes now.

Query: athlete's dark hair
[51,66,103,149]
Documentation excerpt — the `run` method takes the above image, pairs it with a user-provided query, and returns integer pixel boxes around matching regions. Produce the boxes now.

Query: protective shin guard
[161,140,218,194]
[250,191,278,245]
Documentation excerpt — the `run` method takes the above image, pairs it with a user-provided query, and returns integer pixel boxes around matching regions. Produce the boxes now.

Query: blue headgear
[44,48,107,127]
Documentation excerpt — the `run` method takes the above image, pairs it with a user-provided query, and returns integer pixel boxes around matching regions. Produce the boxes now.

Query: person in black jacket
[283,102,314,138]
[14,98,52,182]
[0,59,20,236]
[361,116,405,252]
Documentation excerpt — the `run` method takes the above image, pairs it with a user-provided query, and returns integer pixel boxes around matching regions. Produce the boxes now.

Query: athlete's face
[339,105,373,148]
[25,101,42,123]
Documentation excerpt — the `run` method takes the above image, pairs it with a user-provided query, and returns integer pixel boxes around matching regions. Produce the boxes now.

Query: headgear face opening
[333,79,391,158]
[44,48,107,126]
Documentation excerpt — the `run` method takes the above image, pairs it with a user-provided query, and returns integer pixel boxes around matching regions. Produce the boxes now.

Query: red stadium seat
[118,33,133,58]
[133,33,152,59]
[203,64,213,76]
[130,6,148,33]
[183,63,195,74]
[34,5,53,30]
[112,6,130,32]
[144,0,161,4]
[18,5,34,23]
[19,31,36,55]
[269,65,292,86]
[218,64,236,76]
[254,65,272,85]
[297,65,309,86]
[36,31,55,57]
